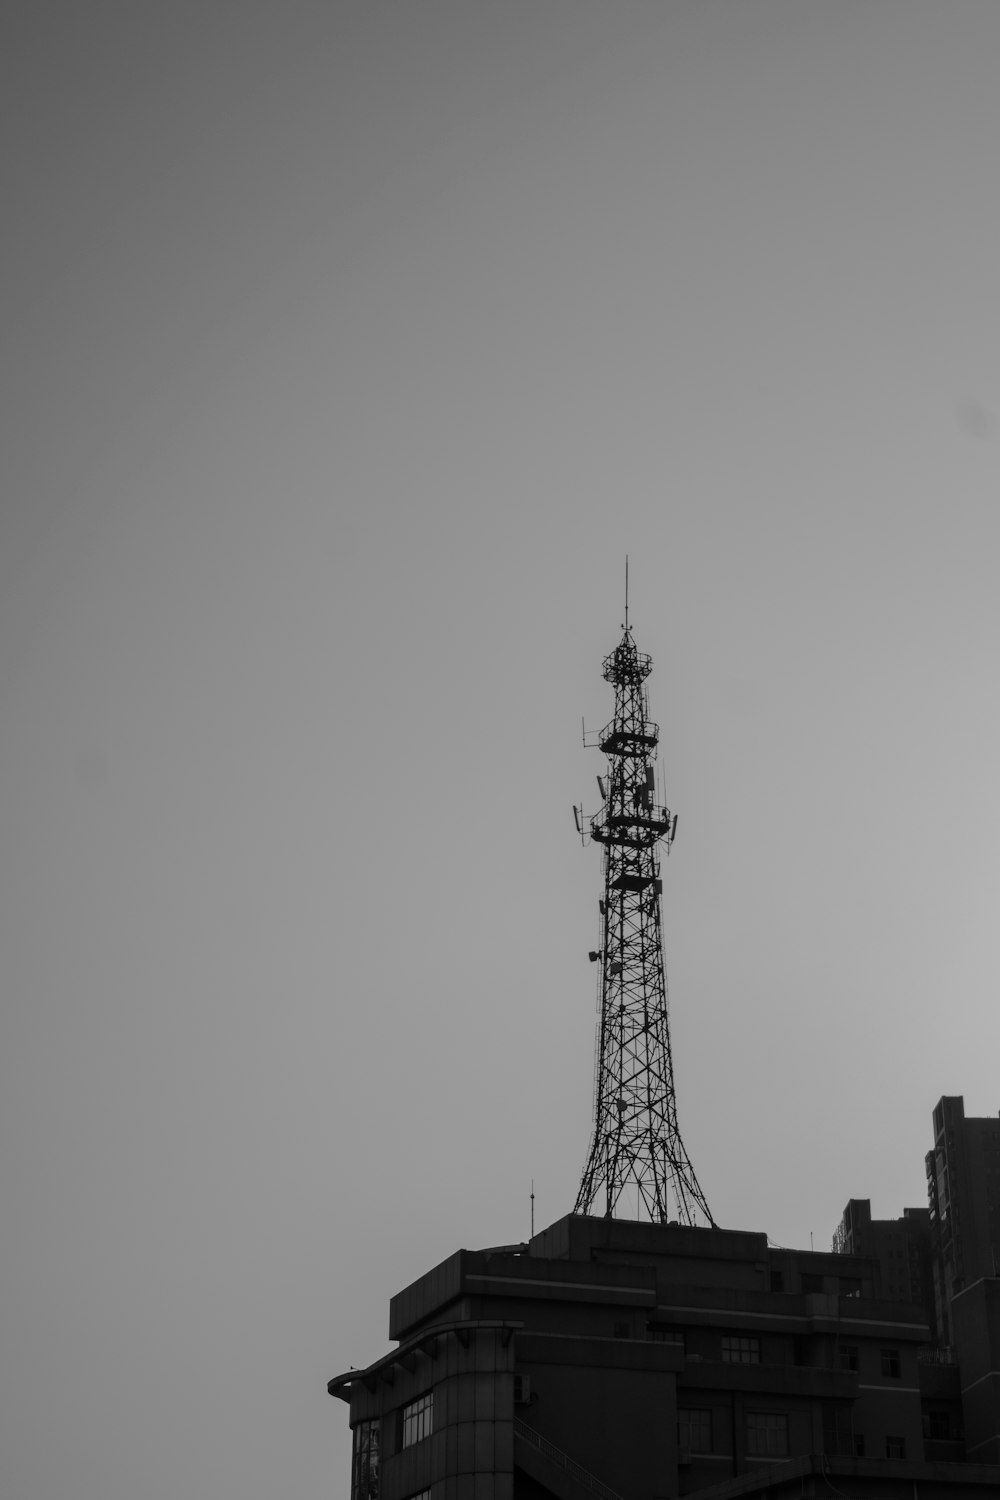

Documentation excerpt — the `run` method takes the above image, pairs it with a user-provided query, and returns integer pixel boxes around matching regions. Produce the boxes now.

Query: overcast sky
[4,3,1000,1496]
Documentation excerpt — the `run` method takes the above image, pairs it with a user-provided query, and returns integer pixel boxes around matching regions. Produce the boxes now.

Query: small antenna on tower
[531,1180,535,1237]
[624,555,630,632]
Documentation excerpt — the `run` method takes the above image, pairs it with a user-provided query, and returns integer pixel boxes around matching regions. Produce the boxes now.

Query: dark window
[822,1405,853,1457]
[880,1349,901,1378]
[352,1420,380,1500]
[722,1334,760,1364]
[401,1393,433,1448]
[886,1435,905,1460]
[837,1345,859,1372]
[770,1270,784,1292]
[746,1412,788,1457]
[647,1324,683,1346]
[678,1408,712,1454]
[924,1410,952,1440]
[853,1434,866,1458]
[801,1272,824,1293]
[839,1276,862,1297]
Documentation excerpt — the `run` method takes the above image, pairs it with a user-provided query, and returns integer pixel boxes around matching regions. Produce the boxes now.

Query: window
[885,1435,905,1460]
[770,1270,784,1292]
[678,1408,712,1454]
[839,1276,862,1298]
[880,1348,901,1378]
[352,1420,380,1500]
[722,1334,760,1364]
[853,1435,866,1458]
[402,1393,433,1448]
[746,1412,788,1458]
[646,1324,684,1347]
[837,1344,859,1372]
[822,1405,853,1458]
[924,1410,952,1441]
[801,1273,824,1293]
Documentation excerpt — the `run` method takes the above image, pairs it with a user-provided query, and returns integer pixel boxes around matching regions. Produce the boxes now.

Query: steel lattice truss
[574,627,714,1226]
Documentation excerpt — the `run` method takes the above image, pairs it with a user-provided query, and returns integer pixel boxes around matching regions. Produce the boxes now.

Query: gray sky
[4,2,1000,1496]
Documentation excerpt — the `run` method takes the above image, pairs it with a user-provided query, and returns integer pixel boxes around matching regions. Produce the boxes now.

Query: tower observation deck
[574,620,713,1226]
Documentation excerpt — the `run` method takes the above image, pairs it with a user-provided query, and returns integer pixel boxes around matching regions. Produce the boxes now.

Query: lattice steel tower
[574,607,714,1226]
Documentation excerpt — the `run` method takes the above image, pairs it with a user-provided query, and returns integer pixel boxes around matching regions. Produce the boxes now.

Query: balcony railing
[917,1345,956,1365]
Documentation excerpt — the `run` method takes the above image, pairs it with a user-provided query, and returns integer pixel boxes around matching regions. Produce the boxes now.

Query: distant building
[827,1095,1000,1473]
[951,1278,1000,1465]
[833,1198,934,1328]
[926,1095,1000,1343]
[329,1213,1000,1500]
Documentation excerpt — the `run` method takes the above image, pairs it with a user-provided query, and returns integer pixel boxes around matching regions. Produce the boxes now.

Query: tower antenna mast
[574,586,713,1225]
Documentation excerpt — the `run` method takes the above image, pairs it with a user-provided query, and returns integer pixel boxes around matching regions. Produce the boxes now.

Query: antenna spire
[573,611,713,1227]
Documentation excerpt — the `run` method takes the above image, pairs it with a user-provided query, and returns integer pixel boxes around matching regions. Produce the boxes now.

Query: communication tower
[573,600,713,1226]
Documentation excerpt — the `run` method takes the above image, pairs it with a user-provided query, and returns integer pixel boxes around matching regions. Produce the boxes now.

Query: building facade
[833,1199,934,1329]
[330,1213,999,1500]
[926,1095,1000,1344]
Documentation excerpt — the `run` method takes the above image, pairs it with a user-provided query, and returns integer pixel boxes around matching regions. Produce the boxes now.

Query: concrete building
[926,1095,1000,1344]
[329,1213,1000,1500]
[827,1096,1000,1471]
[833,1199,934,1328]
[951,1278,1000,1465]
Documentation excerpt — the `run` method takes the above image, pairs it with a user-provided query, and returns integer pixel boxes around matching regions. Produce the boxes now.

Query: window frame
[352,1419,381,1500]
[924,1410,952,1441]
[678,1407,712,1455]
[722,1333,760,1365]
[401,1392,434,1449]
[745,1411,789,1458]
